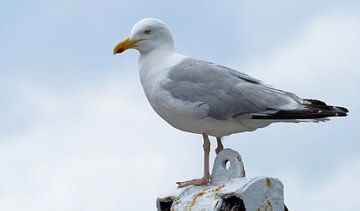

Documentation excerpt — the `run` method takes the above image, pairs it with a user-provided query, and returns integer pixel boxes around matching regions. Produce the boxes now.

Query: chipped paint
[237,155,241,161]
[241,169,246,177]
[214,200,219,208]
[265,201,273,211]
[163,196,173,203]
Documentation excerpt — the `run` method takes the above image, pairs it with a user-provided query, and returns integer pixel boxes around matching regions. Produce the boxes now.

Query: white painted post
[157,149,286,211]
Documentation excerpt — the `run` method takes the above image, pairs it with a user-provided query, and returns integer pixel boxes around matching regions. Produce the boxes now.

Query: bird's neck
[139,45,174,60]
[138,46,178,70]
[138,47,187,99]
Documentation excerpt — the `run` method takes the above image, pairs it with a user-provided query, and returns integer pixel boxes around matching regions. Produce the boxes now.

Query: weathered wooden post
[157,149,287,211]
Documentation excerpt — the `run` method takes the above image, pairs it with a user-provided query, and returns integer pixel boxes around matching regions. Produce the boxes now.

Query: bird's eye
[143,29,152,35]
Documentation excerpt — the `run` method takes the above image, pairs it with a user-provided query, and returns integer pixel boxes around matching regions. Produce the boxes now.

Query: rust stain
[266,178,272,193]
[186,184,225,210]
[266,178,272,187]
[265,201,273,211]
[265,179,273,211]
[211,184,225,192]
[187,190,206,210]
[257,208,261,211]
[185,184,226,210]
[163,196,173,202]
[171,198,181,211]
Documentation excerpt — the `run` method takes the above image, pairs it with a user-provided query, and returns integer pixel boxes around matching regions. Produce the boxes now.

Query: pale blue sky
[1,0,359,210]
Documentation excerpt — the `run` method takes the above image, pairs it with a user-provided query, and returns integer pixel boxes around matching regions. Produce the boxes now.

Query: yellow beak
[113,37,139,54]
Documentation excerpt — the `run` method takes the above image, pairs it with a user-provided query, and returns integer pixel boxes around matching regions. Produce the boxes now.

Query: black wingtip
[251,103,349,120]
[334,106,349,113]
[304,98,349,116]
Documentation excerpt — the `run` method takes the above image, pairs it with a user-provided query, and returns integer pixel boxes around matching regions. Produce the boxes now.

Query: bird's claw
[176,176,211,188]
[215,147,223,155]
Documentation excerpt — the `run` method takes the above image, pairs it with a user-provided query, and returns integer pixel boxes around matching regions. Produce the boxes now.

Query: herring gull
[113,18,348,188]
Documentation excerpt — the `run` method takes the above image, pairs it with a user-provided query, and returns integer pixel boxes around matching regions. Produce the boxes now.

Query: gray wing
[162,58,303,120]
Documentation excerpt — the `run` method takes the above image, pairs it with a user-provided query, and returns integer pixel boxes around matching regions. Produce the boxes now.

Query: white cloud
[284,157,360,210]
[237,12,360,211]
[245,13,360,99]
[0,73,204,211]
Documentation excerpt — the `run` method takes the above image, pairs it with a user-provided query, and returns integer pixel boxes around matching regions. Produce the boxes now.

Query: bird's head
[113,18,175,55]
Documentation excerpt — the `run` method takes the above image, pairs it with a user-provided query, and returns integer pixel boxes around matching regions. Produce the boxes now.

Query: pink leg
[176,134,211,188]
[215,137,223,155]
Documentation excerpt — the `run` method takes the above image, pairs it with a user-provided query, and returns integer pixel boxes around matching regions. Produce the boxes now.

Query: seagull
[113,18,348,188]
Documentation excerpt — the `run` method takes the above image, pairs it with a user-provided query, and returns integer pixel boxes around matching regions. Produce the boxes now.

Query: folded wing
[162,58,348,121]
